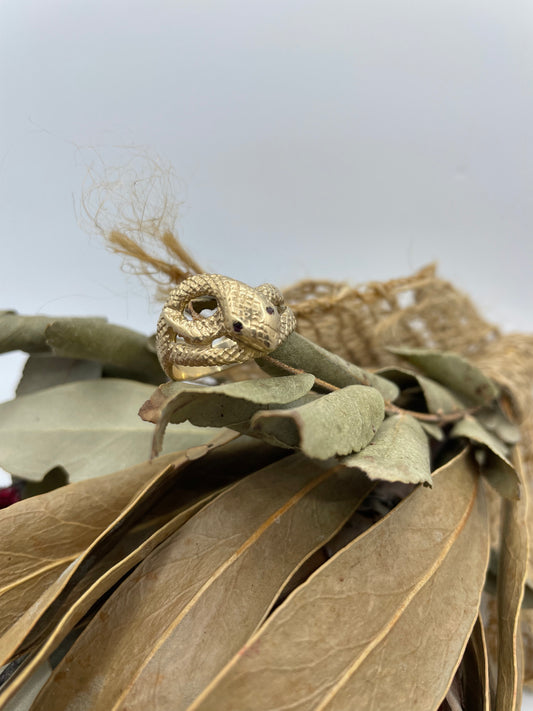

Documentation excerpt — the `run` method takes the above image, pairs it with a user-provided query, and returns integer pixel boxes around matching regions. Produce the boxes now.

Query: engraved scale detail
[155,274,296,376]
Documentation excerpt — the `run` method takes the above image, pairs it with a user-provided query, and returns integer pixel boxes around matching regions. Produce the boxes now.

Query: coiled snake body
[156,274,296,377]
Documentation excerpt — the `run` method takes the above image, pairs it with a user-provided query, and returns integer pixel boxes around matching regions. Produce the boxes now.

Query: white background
[1,1,532,705]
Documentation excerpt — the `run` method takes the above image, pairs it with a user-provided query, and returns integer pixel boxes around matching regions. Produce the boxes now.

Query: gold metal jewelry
[156,274,296,378]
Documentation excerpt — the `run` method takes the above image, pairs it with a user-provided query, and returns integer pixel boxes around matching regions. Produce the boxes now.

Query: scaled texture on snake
[156,274,296,376]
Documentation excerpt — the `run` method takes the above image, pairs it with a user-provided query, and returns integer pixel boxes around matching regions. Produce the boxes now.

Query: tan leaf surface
[0,451,187,639]
[0,431,236,670]
[494,447,528,710]
[191,449,489,711]
[33,455,375,711]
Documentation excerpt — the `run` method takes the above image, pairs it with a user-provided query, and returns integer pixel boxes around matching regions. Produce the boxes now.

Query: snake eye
[232,321,243,333]
[266,306,275,315]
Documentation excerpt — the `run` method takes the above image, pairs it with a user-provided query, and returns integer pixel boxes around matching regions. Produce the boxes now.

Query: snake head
[226,297,284,353]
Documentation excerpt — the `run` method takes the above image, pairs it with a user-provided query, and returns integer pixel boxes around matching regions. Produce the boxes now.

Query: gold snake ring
[156,274,296,378]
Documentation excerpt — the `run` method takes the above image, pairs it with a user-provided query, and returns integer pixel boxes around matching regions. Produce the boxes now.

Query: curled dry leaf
[250,384,385,459]
[0,450,190,640]
[257,331,400,401]
[0,379,219,482]
[139,374,316,457]
[389,346,500,407]
[340,413,432,486]
[16,356,102,397]
[377,366,467,414]
[451,417,520,500]
[44,318,162,384]
[494,447,528,711]
[0,431,238,706]
[190,449,489,711]
[31,454,375,711]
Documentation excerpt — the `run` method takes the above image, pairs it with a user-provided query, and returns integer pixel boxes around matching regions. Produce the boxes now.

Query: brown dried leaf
[494,447,528,711]
[191,449,489,711]
[0,431,238,706]
[0,451,188,640]
[33,455,375,711]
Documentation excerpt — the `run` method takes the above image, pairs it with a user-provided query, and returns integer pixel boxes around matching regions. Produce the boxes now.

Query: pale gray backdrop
[1,0,532,704]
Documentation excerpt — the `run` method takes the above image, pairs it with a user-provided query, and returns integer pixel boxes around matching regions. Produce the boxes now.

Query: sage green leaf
[451,417,520,500]
[44,318,162,384]
[0,379,219,482]
[494,449,528,711]
[377,366,467,414]
[0,312,58,354]
[389,346,499,407]
[190,450,489,711]
[257,331,399,401]
[250,385,385,459]
[140,374,315,458]
[16,355,102,396]
[340,414,432,486]
[476,406,521,445]
[420,421,444,441]
[32,455,375,711]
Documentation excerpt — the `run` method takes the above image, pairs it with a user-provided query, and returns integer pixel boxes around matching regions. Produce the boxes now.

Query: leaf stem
[261,355,476,425]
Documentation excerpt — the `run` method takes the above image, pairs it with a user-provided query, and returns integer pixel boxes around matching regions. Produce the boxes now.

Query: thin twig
[261,355,477,425]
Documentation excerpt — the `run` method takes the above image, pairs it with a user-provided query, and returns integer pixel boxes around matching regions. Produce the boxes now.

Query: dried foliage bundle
[0,216,532,709]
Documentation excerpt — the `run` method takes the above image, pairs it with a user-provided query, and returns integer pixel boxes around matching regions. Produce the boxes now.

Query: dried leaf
[0,432,237,705]
[459,617,490,711]
[257,331,399,401]
[0,451,189,640]
[140,374,316,457]
[16,355,102,396]
[389,346,500,407]
[44,318,162,384]
[340,414,432,486]
[1,661,51,711]
[191,449,489,711]
[250,385,385,458]
[452,417,520,500]
[476,406,521,445]
[0,379,219,481]
[32,455,375,711]
[0,313,61,355]
[494,448,528,710]
[377,366,467,414]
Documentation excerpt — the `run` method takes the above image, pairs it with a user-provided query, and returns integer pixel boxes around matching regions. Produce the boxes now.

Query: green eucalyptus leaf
[257,331,399,402]
[16,355,102,396]
[0,379,218,482]
[139,374,316,458]
[389,346,499,407]
[44,318,162,384]
[250,384,385,459]
[451,417,520,500]
[476,406,521,445]
[340,414,432,486]
[0,312,59,354]
[377,366,467,414]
